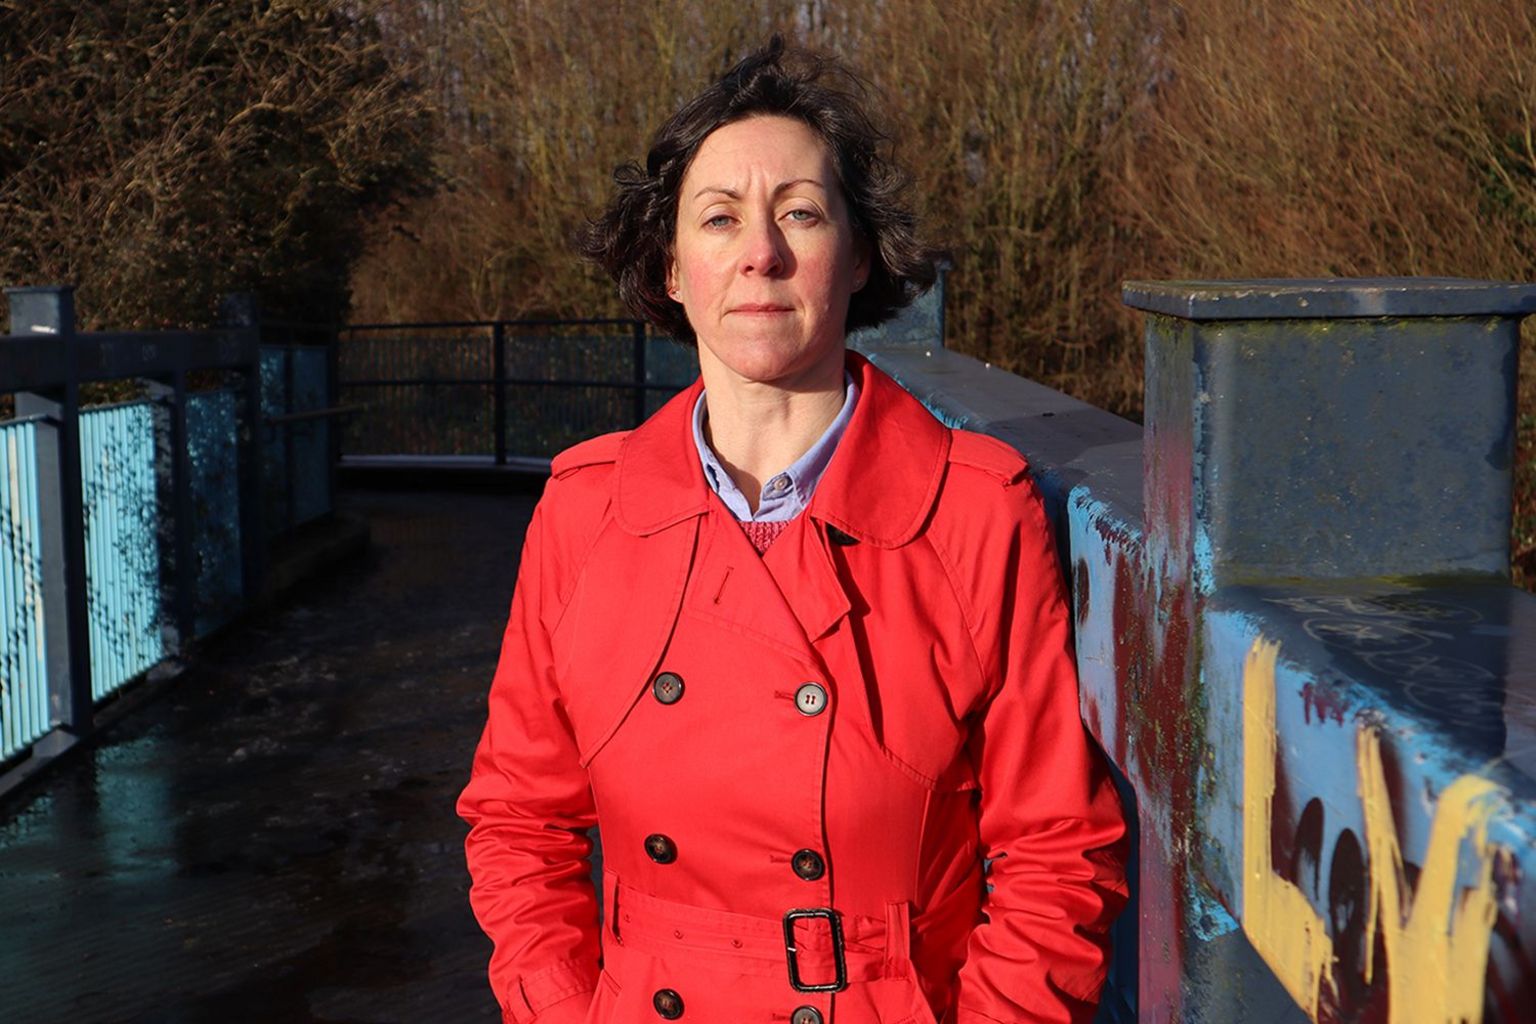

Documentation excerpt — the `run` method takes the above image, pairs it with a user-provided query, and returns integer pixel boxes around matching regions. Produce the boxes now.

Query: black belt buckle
[782,907,847,993]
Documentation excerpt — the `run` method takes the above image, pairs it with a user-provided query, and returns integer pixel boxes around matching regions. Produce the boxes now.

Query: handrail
[340,317,645,331]
[263,403,367,427]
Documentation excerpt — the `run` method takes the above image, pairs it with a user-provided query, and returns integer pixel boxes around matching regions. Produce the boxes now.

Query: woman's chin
[698,332,847,391]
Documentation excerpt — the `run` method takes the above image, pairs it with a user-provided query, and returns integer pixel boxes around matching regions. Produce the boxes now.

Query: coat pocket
[862,971,942,1024]
[581,970,622,1024]
[832,577,983,792]
[862,677,977,792]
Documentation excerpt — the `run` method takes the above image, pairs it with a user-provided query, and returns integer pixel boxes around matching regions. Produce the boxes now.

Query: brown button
[791,848,825,881]
[794,682,828,717]
[791,1008,823,1024]
[653,988,684,1019]
[652,672,685,705]
[644,833,677,864]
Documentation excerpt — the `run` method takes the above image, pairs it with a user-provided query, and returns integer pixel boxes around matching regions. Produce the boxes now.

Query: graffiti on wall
[1242,635,1511,1022]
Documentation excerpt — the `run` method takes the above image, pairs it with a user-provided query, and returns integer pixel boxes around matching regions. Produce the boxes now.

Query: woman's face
[668,115,868,391]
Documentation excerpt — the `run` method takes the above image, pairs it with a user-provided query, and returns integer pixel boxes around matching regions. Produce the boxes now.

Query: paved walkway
[0,487,540,1023]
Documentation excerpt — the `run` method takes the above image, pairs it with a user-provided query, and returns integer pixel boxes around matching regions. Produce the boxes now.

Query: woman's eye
[785,208,818,223]
[705,214,734,229]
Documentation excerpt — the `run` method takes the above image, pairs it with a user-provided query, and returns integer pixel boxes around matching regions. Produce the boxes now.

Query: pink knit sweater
[739,519,791,554]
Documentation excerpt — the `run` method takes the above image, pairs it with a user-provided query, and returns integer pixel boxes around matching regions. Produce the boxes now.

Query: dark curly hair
[578,36,940,345]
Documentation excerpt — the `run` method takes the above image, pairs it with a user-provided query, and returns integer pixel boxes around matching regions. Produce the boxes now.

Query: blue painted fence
[79,402,163,700]
[0,286,336,789]
[261,345,333,534]
[1,420,48,763]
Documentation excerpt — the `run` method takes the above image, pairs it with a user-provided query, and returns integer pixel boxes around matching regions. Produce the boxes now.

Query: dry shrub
[0,0,434,329]
[351,0,800,322]
[355,0,1536,576]
[1120,0,1536,284]
[852,0,1156,412]
[351,0,1157,418]
[1120,0,1536,573]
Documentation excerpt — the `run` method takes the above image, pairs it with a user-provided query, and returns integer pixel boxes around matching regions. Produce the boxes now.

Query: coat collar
[615,350,950,547]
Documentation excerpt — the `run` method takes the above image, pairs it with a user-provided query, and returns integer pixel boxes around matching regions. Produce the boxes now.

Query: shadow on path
[0,487,538,1024]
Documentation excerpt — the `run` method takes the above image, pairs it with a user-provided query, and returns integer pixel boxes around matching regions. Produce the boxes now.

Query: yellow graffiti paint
[1357,728,1500,1024]
[1243,638,1335,1017]
[1240,635,1506,1023]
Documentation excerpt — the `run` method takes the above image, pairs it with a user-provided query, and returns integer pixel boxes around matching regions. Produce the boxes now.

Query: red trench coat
[458,353,1127,1024]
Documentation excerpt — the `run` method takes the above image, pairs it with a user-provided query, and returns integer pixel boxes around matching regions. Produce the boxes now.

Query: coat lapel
[558,514,702,767]
[685,506,826,664]
[804,352,951,548]
[608,351,951,665]
[611,353,951,549]
[762,517,851,644]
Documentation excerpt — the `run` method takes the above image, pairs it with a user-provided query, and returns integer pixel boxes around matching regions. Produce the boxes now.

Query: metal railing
[0,286,339,786]
[337,318,698,467]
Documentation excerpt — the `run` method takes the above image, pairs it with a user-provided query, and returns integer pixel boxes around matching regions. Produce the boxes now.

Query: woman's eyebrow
[690,179,826,201]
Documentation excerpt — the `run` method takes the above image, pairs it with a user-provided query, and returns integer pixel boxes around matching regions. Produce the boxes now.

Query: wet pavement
[0,486,542,1024]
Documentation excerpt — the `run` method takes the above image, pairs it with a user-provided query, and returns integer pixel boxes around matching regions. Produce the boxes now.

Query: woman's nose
[738,218,787,276]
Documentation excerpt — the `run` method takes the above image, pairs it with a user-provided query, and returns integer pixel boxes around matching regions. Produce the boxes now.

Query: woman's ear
[852,235,872,293]
[666,260,680,300]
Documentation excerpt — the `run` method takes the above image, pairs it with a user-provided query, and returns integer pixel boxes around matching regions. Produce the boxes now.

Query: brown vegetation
[1120,0,1536,579]
[0,0,434,330]
[350,0,1536,579]
[4,1,1534,578]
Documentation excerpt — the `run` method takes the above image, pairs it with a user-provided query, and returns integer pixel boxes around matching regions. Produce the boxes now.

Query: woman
[458,38,1127,1024]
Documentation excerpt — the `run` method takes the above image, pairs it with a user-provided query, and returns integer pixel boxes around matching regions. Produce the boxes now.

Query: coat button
[644,833,677,864]
[653,988,684,1019]
[826,525,858,546]
[794,682,828,717]
[652,671,685,705]
[791,1008,823,1024]
[791,848,825,881]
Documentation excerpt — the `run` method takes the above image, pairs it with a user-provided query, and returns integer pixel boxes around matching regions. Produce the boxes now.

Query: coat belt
[604,873,914,985]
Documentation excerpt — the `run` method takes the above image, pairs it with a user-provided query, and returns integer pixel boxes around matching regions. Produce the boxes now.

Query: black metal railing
[337,318,698,466]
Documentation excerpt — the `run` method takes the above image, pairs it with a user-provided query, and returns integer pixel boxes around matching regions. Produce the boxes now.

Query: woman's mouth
[729,303,793,314]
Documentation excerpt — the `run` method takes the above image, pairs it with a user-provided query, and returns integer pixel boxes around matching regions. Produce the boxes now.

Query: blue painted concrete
[1143,313,1516,583]
[860,276,1536,1023]
[1122,277,1536,320]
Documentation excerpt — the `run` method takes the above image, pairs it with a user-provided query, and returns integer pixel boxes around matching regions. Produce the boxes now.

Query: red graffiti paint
[1301,680,1350,726]
[1110,537,1209,1022]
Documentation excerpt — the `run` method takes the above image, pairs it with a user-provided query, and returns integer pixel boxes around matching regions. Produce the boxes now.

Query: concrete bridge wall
[857,278,1536,1023]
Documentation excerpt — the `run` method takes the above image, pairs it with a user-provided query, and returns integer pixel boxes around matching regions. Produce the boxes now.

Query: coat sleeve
[457,500,601,1024]
[946,472,1129,1024]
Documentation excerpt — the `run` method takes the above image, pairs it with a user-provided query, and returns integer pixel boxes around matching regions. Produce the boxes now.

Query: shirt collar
[690,372,858,523]
[615,351,950,547]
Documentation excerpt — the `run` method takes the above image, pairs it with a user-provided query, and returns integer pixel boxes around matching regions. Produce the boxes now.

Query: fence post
[219,293,266,604]
[328,318,341,514]
[1119,277,1536,1020]
[142,365,195,653]
[1127,278,1535,588]
[282,333,295,533]
[493,321,507,466]
[632,320,647,428]
[6,285,93,750]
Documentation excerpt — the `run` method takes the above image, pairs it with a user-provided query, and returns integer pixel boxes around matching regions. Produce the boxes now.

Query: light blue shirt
[691,373,859,523]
